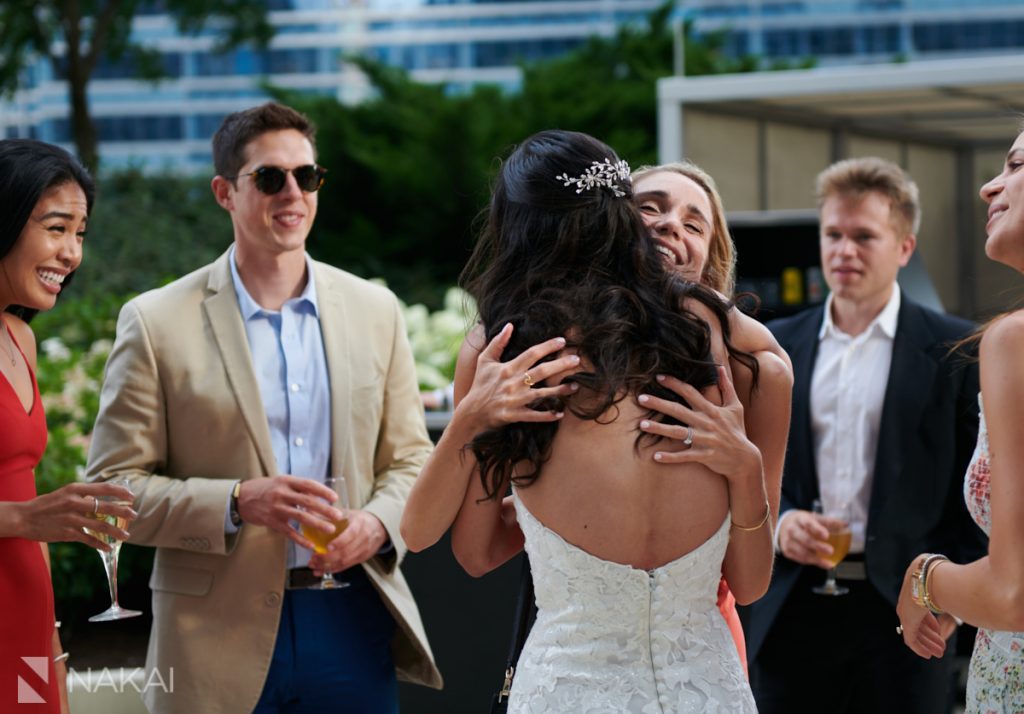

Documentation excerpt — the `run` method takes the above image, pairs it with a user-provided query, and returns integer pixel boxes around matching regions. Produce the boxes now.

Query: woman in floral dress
[895,127,1024,712]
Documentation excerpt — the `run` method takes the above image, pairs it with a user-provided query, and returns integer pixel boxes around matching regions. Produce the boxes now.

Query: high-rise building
[692,0,1024,67]
[4,0,1023,171]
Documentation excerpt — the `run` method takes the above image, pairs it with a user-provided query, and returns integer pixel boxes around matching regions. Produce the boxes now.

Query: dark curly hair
[461,130,757,500]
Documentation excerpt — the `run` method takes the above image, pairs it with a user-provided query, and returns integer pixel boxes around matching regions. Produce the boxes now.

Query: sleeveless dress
[0,321,60,712]
[510,493,756,713]
[964,394,1024,713]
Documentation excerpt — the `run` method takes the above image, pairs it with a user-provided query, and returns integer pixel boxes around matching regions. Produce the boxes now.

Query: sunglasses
[227,164,327,195]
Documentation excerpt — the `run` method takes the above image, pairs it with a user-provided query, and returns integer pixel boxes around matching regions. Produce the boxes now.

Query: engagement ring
[683,426,694,447]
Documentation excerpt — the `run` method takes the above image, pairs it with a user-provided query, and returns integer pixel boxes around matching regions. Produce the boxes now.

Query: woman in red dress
[0,140,136,713]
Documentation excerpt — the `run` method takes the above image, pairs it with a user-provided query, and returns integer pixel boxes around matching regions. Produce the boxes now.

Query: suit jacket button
[265,592,281,607]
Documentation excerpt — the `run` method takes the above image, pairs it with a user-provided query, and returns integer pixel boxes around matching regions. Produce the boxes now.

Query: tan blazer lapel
[314,262,355,503]
[202,251,277,477]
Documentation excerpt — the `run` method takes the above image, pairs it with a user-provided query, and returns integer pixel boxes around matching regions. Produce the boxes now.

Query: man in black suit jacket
[746,158,986,713]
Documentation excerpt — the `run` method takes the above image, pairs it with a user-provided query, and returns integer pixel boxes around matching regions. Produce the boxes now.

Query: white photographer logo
[18,656,49,704]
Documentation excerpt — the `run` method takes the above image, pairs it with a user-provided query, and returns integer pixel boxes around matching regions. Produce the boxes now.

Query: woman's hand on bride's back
[457,322,580,430]
[637,365,762,482]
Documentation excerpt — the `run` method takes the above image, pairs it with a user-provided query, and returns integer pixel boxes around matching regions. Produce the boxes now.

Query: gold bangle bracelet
[922,554,950,615]
[732,500,771,532]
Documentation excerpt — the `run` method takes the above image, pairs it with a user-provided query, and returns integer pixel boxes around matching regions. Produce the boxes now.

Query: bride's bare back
[515,299,733,571]
[515,389,730,571]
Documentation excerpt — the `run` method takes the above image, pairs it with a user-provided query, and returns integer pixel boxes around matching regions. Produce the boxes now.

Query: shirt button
[264,592,281,607]
[294,437,304,447]
[291,383,300,392]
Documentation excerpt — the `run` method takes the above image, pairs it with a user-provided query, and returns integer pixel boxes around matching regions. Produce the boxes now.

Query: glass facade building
[3,0,1024,171]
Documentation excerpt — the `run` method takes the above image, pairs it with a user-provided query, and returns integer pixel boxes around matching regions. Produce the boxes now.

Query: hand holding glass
[811,500,852,597]
[86,479,143,621]
[299,477,351,590]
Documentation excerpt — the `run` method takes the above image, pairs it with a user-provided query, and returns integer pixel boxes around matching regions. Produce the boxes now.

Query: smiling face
[0,181,87,313]
[819,190,915,313]
[980,131,1024,273]
[633,170,713,284]
[212,128,318,261]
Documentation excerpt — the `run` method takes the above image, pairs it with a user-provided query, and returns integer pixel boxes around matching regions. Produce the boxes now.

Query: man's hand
[236,476,344,551]
[308,510,389,575]
[777,510,840,569]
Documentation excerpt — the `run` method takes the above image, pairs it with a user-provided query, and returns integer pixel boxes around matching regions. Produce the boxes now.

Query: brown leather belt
[286,567,322,590]
[835,553,866,581]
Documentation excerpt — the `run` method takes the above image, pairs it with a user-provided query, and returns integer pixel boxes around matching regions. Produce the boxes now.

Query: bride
[407,130,783,711]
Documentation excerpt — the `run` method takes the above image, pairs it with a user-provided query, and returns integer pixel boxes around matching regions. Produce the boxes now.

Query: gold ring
[896,625,903,635]
[92,497,99,515]
[683,426,694,447]
[523,372,535,387]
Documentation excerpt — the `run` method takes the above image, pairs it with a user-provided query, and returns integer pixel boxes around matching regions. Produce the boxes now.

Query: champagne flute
[811,499,852,597]
[86,479,143,621]
[299,476,351,590]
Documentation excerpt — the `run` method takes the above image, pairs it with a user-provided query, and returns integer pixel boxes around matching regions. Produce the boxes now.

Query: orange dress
[718,578,748,677]
[0,321,59,712]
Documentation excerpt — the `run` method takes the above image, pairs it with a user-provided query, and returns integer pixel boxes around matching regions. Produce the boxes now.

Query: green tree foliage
[514,8,760,166]
[279,62,515,305]
[73,170,231,299]
[0,0,273,171]
[278,5,771,302]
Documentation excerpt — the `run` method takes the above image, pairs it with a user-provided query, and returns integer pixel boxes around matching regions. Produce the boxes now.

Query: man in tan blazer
[86,102,441,713]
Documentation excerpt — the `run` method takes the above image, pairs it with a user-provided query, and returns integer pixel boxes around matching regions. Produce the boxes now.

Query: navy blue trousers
[253,567,398,714]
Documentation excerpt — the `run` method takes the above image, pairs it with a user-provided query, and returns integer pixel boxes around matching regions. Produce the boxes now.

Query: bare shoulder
[682,296,718,326]
[682,298,729,363]
[3,313,37,368]
[981,311,1024,359]
[979,312,1024,439]
[727,307,792,371]
[752,349,794,392]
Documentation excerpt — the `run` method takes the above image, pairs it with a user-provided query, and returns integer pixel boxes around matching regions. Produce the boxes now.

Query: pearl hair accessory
[556,158,631,198]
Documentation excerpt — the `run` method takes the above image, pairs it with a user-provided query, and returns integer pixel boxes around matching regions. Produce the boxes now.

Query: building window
[195,113,229,140]
[58,115,185,142]
[861,24,901,54]
[265,48,319,74]
[473,38,583,68]
[93,52,182,79]
[914,20,1024,52]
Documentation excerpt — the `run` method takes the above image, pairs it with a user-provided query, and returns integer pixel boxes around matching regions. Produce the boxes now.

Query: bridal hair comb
[556,158,631,198]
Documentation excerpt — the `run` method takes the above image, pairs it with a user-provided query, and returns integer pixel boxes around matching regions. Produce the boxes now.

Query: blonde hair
[631,161,736,296]
[815,157,920,236]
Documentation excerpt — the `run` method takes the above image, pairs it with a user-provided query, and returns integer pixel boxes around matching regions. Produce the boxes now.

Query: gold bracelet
[922,554,950,615]
[732,500,771,532]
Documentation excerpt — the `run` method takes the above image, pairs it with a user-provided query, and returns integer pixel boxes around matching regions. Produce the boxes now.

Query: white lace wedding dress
[509,493,756,713]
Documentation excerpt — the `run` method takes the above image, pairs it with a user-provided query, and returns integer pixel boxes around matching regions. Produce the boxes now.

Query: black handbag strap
[496,556,535,702]
[507,556,535,663]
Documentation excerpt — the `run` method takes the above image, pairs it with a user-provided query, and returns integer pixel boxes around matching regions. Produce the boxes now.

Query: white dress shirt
[808,285,901,553]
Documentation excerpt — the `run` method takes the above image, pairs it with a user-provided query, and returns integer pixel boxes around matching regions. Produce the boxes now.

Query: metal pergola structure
[656,54,1024,318]
[658,54,1024,161]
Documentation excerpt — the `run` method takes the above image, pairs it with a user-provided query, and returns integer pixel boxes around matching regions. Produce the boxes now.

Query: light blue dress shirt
[227,246,331,569]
